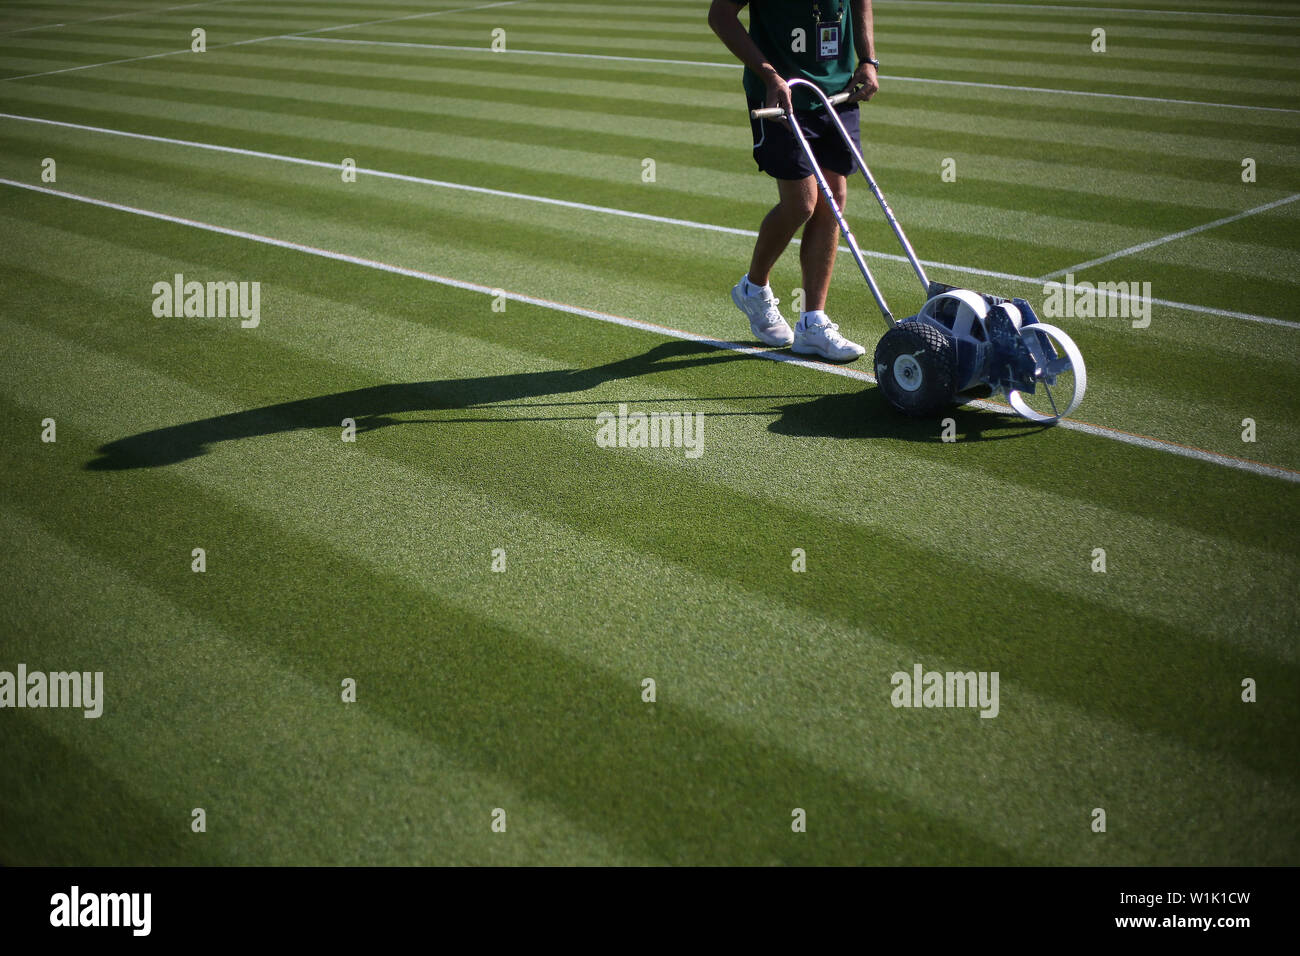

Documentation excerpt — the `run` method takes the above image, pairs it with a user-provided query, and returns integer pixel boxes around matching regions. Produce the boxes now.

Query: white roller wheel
[1007,322,1087,424]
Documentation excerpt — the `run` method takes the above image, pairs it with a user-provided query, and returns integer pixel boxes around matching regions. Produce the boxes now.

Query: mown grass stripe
[2,0,1295,871]
[1045,193,1300,277]
[5,298,1297,813]
[0,504,649,866]
[4,110,1296,330]
[5,116,1298,476]
[5,174,1300,487]
[0,0,531,81]
[5,167,1294,863]
[872,1,1300,22]
[276,35,1300,114]
[1,1,253,33]
[3,221,1293,651]
[1,364,1043,866]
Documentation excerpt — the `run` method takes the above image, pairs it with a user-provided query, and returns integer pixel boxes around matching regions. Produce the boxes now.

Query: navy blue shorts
[749,100,862,180]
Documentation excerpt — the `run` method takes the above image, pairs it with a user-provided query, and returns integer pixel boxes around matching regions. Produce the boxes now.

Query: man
[708,0,879,361]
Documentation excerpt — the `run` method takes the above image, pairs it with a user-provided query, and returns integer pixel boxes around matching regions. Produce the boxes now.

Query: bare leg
[798,168,847,313]
[746,175,818,287]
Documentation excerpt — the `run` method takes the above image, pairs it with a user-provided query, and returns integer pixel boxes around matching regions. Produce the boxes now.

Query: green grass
[1,0,1297,866]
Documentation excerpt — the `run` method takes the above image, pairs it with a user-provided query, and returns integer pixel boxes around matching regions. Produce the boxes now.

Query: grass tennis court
[1,0,1297,866]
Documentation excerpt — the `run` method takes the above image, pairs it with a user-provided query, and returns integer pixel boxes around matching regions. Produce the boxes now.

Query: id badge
[817,22,840,62]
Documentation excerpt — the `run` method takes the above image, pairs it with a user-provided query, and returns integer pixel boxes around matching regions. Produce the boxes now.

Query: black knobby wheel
[872,321,958,416]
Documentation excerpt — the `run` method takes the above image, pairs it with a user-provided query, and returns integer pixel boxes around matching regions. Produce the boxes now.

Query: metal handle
[750,91,850,120]
[754,78,930,327]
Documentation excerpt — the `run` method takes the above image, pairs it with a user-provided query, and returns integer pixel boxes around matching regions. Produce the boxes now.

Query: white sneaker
[731,275,794,347]
[792,312,866,362]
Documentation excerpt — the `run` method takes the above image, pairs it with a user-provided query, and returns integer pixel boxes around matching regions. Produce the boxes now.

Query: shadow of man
[86,335,1046,471]
[86,340,750,470]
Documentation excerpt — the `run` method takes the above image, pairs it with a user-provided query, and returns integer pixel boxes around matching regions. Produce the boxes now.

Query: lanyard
[811,0,845,22]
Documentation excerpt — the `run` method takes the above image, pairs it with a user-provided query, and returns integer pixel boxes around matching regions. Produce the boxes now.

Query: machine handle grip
[750,91,850,120]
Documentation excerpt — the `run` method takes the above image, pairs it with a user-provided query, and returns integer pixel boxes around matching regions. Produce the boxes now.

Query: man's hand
[843,61,879,104]
[763,69,795,126]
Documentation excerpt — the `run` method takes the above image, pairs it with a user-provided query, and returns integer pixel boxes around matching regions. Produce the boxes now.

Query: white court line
[282,37,1300,116]
[885,74,1300,116]
[0,0,531,82]
[299,0,528,36]
[1044,193,1300,279]
[0,0,251,36]
[0,34,279,82]
[4,177,1298,484]
[285,37,741,71]
[875,0,1300,21]
[5,110,1295,330]
[0,111,1029,290]
[7,24,1297,118]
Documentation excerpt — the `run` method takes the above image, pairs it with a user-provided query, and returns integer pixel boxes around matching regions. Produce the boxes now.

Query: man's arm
[707,0,794,119]
[844,0,879,103]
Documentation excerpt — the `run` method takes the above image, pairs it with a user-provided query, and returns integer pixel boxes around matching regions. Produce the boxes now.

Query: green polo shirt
[740,0,857,111]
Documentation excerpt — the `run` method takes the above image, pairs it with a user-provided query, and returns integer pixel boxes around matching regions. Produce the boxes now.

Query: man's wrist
[858,55,879,69]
